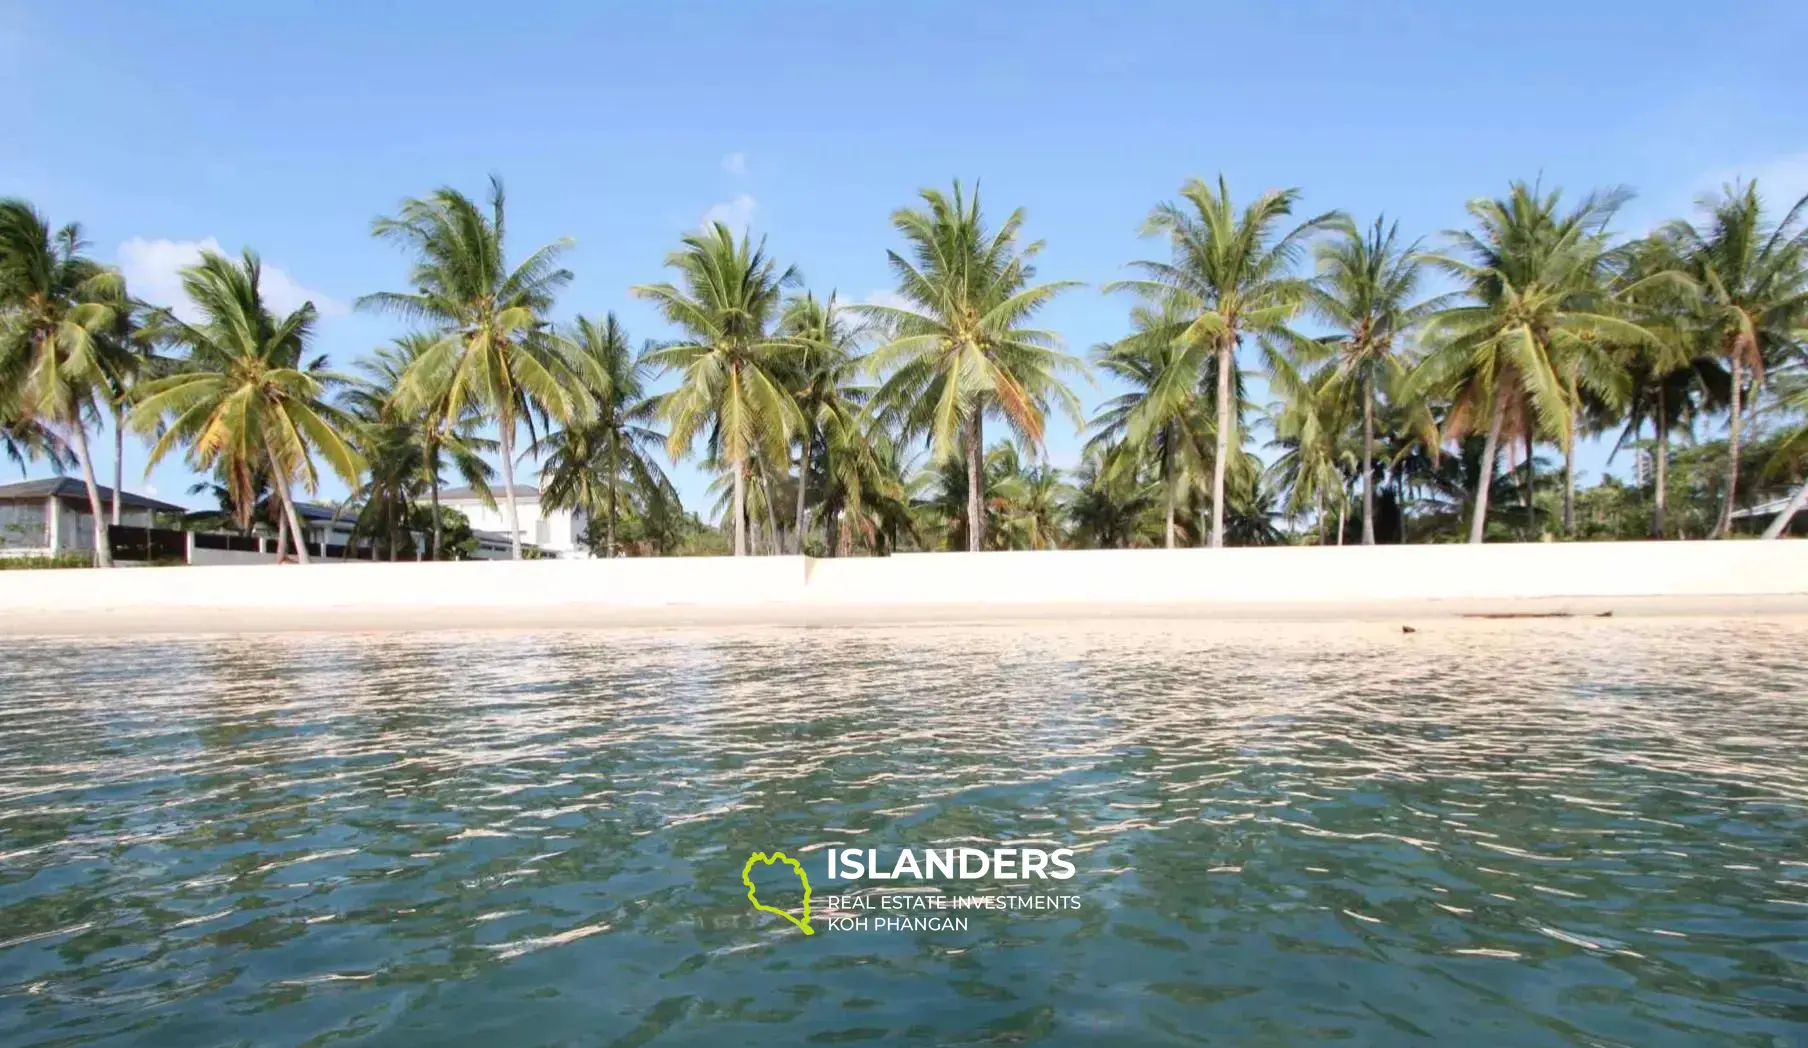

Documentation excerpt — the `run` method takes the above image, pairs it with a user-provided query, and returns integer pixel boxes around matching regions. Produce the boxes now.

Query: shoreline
[1,541,1805,636]
[4,595,1806,638]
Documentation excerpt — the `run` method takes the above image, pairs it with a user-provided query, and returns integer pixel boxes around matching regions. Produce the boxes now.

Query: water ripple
[0,617,1805,1044]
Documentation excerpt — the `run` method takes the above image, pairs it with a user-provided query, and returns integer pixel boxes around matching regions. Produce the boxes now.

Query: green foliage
[0,553,96,570]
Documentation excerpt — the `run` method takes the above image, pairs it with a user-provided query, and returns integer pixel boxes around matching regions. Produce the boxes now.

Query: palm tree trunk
[1210,337,1232,549]
[1523,428,1535,534]
[428,454,443,561]
[274,484,309,564]
[1652,392,1668,540]
[826,503,840,559]
[1336,495,1345,546]
[499,415,522,559]
[758,456,783,555]
[966,412,985,552]
[1469,385,1509,544]
[1761,479,1808,538]
[69,412,113,568]
[1562,407,1576,537]
[1315,489,1324,546]
[1361,372,1375,546]
[1717,353,1744,538]
[607,430,619,558]
[732,455,748,557]
[111,404,125,528]
[275,512,290,560]
[794,424,810,555]
[1163,426,1176,549]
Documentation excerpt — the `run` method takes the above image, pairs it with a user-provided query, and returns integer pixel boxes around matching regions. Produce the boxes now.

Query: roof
[292,501,354,522]
[440,485,539,501]
[1729,495,1800,520]
[0,476,186,514]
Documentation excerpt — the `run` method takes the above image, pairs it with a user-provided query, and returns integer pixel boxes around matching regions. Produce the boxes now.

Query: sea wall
[0,541,1804,633]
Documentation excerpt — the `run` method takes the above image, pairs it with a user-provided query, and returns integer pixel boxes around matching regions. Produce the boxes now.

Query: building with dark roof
[0,476,186,557]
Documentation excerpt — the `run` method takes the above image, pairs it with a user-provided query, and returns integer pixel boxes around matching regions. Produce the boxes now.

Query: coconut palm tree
[131,250,361,564]
[1416,182,1646,543]
[92,283,164,528]
[0,200,123,565]
[1660,180,1808,536]
[360,176,590,559]
[0,391,69,476]
[1761,370,1808,537]
[1267,353,1357,543]
[1300,216,1447,544]
[635,223,801,557]
[780,291,867,553]
[1607,235,1726,538]
[351,334,496,560]
[860,181,1083,552]
[1108,176,1341,547]
[530,313,670,558]
[1087,296,1216,548]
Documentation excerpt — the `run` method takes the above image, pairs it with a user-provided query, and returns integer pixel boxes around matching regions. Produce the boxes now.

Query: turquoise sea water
[1,618,1805,1046]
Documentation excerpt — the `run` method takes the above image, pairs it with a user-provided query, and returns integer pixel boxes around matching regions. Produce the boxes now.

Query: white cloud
[700,194,756,236]
[860,289,912,312]
[722,151,747,176]
[116,237,347,322]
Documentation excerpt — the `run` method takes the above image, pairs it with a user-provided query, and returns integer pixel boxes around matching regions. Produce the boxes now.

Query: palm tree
[1661,180,1808,536]
[780,291,867,554]
[0,200,122,565]
[1267,353,1357,543]
[860,181,1083,552]
[1088,296,1215,547]
[1416,182,1645,543]
[1609,235,1725,538]
[1761,370,1808,537]
[360,176,590,559]
[531,313,670,558]
[0,390,69,475]
[131,250,361,564]
[635,223,801,557]
[1108,176,1341,547]
[353,334,496,560]
[93,283,163,528]
[1301,216,1446,544]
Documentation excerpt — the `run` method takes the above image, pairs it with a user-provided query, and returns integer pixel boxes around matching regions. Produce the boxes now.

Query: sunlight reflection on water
[0,617,1805,1045]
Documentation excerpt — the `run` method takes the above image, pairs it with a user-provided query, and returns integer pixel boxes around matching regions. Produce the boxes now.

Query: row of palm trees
[2,172,1805,566]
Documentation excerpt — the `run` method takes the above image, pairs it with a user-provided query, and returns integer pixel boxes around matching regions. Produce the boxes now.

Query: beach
[1,541,1804,635]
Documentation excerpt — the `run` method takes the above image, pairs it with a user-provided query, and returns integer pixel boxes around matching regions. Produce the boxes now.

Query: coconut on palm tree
[1108,176,1341,547]
[131,250,361,564]
[0,200,123,565]
[1659,180,1808,536]
[1416,182,1645,543]
[635,223,802,557]
[860,181,1083,553]
[360,176,590,559]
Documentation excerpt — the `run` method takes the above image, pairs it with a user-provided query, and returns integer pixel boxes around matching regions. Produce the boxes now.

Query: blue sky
[7,0,1807,517]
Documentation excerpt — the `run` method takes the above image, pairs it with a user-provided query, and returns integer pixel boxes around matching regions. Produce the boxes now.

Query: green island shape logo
[742,851,814,935]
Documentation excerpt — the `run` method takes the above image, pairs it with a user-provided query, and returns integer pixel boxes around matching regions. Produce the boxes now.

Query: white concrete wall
[0,542,1804,633]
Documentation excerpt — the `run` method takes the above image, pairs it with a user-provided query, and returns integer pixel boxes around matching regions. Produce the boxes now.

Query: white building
[438,484,589,558]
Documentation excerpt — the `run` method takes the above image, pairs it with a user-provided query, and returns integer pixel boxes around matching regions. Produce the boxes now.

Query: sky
[6,0,1808,518]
